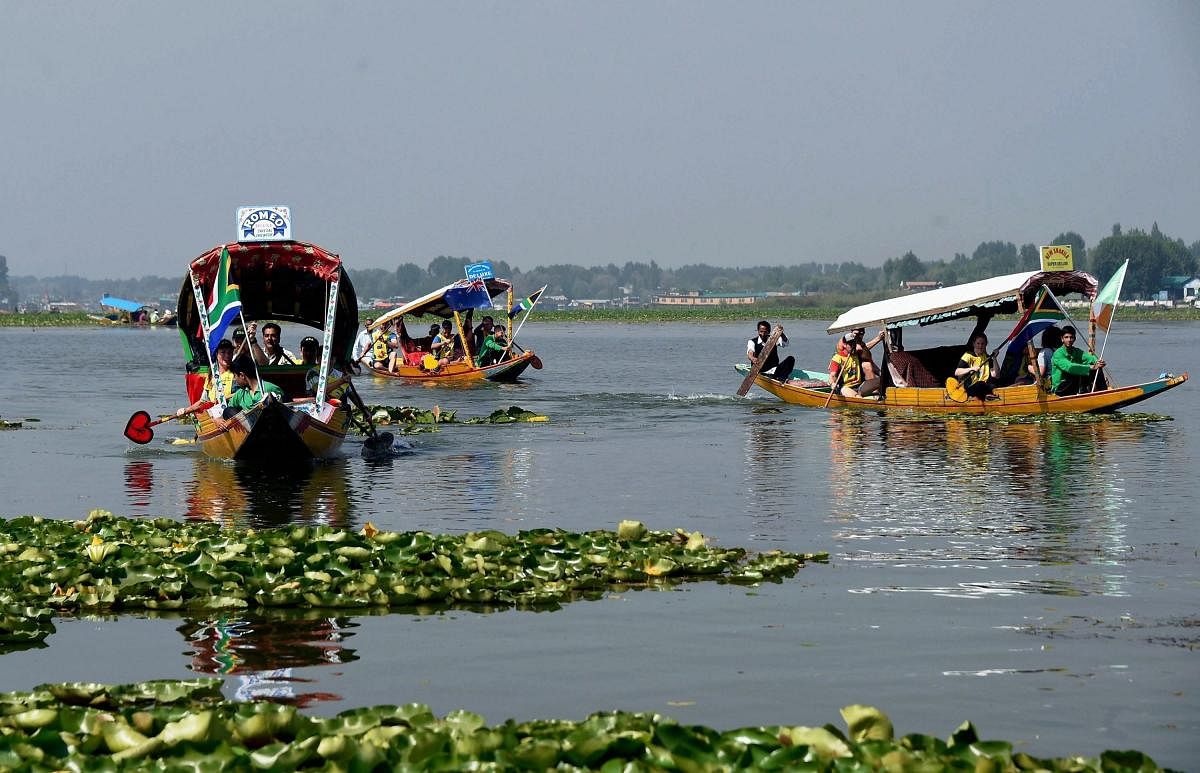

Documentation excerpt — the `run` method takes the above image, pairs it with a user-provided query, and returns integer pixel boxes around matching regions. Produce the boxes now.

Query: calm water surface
[0,321,1196,767]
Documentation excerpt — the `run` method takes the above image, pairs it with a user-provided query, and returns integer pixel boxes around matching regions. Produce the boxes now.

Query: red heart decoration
[124,411,154,444]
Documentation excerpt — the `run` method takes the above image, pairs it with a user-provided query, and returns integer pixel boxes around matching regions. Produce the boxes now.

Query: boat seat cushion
[887,351,940,388]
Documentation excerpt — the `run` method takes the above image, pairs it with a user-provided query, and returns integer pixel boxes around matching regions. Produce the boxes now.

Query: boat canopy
[369,277,512,331]
[100,295,146,313]
[826,270,1098,334]
[175,240,359,364]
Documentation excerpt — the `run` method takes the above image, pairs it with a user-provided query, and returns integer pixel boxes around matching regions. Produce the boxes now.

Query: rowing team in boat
[355,309,513,375]
[748,320,1106,403]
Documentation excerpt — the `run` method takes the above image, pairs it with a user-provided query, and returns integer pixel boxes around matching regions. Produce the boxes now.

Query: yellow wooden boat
[749,373,1188,415]
[367,277,542,385]
[742,269,1188,415]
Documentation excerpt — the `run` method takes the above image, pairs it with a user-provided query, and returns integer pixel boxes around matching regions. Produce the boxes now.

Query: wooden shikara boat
[175,239,360,460]
[740,270,1188,415]
[367,277,541,385]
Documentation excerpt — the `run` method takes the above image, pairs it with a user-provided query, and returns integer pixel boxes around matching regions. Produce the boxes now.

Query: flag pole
[1089,259,1129,392]
[237,310,263,390]
[188,268,224,408]
[510,285,546,343]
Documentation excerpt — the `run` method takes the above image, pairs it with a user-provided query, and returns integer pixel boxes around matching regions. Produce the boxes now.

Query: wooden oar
[344,382,394,458]
[123,402,213,444]
[823,365,847,408]
[510,341,543,369]
[736,325,784,397]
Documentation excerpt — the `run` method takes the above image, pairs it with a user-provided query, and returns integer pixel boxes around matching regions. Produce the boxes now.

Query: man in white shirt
[746,320,794,382]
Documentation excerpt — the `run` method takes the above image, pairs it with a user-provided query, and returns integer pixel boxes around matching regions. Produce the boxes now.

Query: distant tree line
[0,255,13,307]
[6,224,1199,308]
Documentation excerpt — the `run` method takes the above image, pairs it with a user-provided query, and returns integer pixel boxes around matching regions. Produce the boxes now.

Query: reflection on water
[825,414,1157,598]
[741,407,798,528]
[179,611,358,708]
[182,458,356,529]
[123,461,154,508]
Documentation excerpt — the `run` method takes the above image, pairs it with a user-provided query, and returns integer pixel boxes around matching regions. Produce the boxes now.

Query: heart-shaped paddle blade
[531,355,543,370]
[124,411,155,444]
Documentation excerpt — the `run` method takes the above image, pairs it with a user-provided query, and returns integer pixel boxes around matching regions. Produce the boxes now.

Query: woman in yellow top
[176,338,237,416]
[829,334,880,397]
[955,333,999,401]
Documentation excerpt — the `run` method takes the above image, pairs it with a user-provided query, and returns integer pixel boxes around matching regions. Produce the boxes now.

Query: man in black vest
[746,320,795,382]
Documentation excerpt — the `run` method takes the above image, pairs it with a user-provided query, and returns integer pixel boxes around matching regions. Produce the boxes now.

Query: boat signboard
[465,260,495,280]
[1039,244,1073,271]
[237,206,292,243]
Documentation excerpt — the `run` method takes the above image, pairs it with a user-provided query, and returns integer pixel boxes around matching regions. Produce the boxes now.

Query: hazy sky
[2,2,1197,278]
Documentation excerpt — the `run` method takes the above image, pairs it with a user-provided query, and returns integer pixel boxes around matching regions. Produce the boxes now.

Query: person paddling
[176,338,236,417]
[225,355,286,414]
[746,320,795,382]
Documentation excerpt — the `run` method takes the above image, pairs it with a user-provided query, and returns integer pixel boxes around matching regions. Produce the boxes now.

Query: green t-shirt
[474,335,508,366]
[226,380,286,410]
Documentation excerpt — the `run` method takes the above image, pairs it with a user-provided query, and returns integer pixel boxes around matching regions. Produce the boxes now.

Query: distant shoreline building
[899,280,942,292]
[651,290,764,306]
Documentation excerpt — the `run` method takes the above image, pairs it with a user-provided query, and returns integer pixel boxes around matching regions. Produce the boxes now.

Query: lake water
[0,321,1196,767]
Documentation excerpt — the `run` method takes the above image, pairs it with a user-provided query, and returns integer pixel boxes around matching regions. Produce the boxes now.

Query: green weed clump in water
[0,511,824,650]
[362,404,547,434]
[0,680,1168,771]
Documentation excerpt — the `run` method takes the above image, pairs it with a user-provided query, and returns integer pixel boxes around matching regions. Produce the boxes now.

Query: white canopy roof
[827,271,1071,334]
[369,277,511,331]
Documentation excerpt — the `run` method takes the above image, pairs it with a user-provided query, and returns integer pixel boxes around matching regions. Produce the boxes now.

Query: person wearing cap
[432,320,459,362]
[847,327,884,381]
[829,332,880,397]
[1050,326,1105,396]
[176,338,237,416]
[746,320,794,382]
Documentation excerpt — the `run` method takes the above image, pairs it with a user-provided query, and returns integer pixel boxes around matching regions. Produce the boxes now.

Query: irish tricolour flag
[1092,259,1129,333]
[205,247,242,356]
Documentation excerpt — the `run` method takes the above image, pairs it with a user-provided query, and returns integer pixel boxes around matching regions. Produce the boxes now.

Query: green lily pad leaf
[779,726,852,759]
[616,521,647,541]
[158,710,214,746]
[840,705,893,742]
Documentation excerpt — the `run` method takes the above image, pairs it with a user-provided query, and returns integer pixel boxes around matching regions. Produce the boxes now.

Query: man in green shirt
[225,355,286,412]
[474,324,510,367]
[1050,326,1106,396]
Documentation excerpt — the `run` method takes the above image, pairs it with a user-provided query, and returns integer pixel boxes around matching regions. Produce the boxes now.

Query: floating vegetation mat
[0,512,824,651]
[0,679,1168,771]
[361,404,547,435]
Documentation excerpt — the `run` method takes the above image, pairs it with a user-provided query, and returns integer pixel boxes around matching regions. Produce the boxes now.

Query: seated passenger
[847,327,884,380]
[247,322,298,365]
[472,315,495,356]
[435,320,459,357]
[475,324,510,366]
[299,336,350,400]
[396,320,426,366]
[225,355,286,414]
[829,334,879,397]
[1051,326,1105,396]
[954,333,999,401]
[1035,326,1063,390]
[177,338,236,416]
